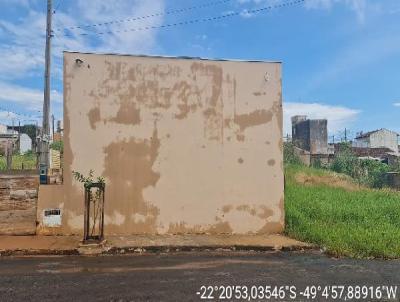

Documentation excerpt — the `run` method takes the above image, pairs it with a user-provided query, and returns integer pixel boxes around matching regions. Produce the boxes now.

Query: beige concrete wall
[38,52,284,235]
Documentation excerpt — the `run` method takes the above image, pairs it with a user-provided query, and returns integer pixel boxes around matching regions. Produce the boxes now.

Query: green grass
[285,164,400,259]
[0,153,37,170]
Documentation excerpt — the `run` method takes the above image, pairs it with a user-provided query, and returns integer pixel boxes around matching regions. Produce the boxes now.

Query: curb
[0,249,80,257]
[1,244,314,257]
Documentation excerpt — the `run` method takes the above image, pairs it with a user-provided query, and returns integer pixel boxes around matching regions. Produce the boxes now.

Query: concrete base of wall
[0,234,311,256]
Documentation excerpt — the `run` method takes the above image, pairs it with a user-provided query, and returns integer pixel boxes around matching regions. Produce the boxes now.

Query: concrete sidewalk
[0,234,311,256]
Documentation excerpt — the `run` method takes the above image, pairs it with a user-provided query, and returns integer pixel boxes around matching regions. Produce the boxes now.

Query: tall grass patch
[285,165,400,258]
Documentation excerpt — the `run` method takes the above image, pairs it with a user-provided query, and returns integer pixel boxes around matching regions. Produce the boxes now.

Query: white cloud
[0,81,62,111]
[0,0,165,117]
[237,0,370,23]
[394,102,400,107]
[0,1,165,80]
[305,0,367,23]
[0,10,46,79]
[69,0,165,55]
[283,102,360,135]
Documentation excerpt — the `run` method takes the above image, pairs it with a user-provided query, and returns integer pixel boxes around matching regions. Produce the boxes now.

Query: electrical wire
[54,0,63,13]
[0,107,41,121]
[59,0,304,37]
[56,0,235,32]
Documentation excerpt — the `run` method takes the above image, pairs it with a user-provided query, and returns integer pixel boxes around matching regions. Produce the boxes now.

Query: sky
[0,0,399,140]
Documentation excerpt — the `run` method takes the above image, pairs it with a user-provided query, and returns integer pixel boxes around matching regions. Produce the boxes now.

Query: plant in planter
[72,169,105,242]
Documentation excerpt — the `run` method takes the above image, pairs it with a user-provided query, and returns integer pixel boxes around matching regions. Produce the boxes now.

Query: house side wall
[370,130,398,153]
[353,137,370,148]
[38,53,284,236]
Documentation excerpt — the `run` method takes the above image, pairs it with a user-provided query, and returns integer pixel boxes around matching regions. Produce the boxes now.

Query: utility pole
[52,114,55,140]
[344,128,347,142]
[39,0,52,182]
[18,121,21,153]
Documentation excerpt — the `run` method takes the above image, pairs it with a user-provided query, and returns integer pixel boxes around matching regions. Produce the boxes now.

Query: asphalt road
[0,251,399,302]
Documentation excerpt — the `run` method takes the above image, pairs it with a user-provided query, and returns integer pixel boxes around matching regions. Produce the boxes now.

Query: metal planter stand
[83,182,105,243]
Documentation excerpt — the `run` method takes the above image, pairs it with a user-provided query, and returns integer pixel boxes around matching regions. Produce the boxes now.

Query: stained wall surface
[38,52,284,235]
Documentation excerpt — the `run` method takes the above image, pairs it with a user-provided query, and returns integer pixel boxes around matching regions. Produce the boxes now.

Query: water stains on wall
[37,52,284,235]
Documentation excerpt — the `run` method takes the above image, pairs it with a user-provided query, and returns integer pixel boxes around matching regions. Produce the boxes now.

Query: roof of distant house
[355,128,399,139]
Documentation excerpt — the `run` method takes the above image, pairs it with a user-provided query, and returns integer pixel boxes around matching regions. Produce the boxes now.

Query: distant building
[19,133,32,153]
[0,124,7,134]
[291,115,328,155]
[353,129,399,154]
[0,133,18,155]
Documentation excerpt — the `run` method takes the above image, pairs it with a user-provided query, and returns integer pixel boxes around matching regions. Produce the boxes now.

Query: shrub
[50,141,63,152]
[330,144,391,188]
[283,142,302,166]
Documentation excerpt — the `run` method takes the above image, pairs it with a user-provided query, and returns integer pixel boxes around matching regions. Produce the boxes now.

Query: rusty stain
[87,106,101,130]
[109,100,141,125]
[236,134,245,142]
[222,205,233,213]
[236,205,256,216]
[191,62,224,142]
[238,158,244,164]
[167,222,203,234]
[173,81,195,120]
[102,126,161,233]
[257,221,283,234]
[234,109,273,132]
[207,221,233,234]
[42,53,283,236]
[257,206,273,219]
[268,159,276,166]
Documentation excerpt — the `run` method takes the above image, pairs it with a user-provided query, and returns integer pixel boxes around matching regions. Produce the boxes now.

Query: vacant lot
[0,153,37,170]
[285,164,400,259]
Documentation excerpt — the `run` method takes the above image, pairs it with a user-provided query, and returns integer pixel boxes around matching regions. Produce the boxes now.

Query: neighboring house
[291,115,328,155]
[0,124,7,134]
[19,133,32,153]
[0,132,18,155]
[0,131,32,155]
[353,129,399,154]
[334,145,399,169]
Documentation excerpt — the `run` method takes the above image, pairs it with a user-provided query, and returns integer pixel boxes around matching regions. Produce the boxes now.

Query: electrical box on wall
[43,209,62,227]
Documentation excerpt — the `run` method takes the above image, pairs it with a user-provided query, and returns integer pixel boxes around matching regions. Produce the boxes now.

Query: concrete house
[353,129,399,154]
[19,133,32,153]
[38,52,284,236]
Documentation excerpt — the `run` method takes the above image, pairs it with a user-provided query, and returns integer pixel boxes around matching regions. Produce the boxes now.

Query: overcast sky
[0,0,399,139]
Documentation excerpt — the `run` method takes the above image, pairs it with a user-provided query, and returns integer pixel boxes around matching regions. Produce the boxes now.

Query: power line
[56,0,235,32]
[0,108,41,121]
[0,107,36,118]
[54,0,63,13]
[58,0,304,37]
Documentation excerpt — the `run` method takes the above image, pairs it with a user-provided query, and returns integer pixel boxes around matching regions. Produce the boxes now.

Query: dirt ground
[294,172,361,191]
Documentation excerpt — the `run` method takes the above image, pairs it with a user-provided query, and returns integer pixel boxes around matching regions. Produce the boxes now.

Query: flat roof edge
[63,51,282,64]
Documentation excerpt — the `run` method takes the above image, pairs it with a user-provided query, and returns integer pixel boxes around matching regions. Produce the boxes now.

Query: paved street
[0,251,399,301]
